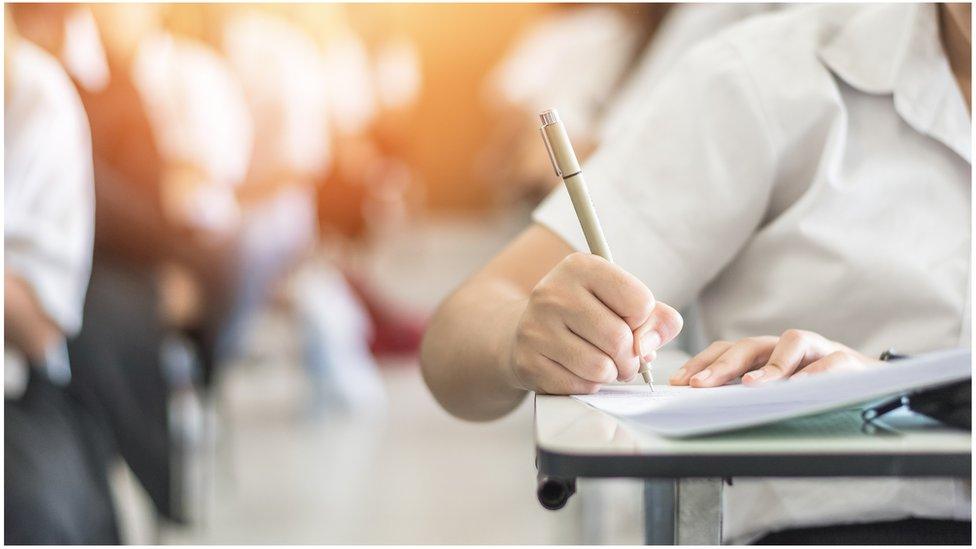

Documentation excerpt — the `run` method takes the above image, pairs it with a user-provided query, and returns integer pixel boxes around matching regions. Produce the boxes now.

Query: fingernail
[642,349,657,362]
[670,367,686,381]
[745,370,765,380]
[793,371,808,379]
[640,331,662,354]
[691,369,712,383]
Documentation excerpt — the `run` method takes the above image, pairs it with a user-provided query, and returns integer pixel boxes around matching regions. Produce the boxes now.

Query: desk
[534,354,971,544]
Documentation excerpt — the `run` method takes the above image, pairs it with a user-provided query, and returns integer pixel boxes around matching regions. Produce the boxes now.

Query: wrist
[495,297,531,393]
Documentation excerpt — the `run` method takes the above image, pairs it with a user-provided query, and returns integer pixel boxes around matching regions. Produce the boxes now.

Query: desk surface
[535,353,971,479]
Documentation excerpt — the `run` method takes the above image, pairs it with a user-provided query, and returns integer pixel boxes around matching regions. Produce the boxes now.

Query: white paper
[572,348,971,438]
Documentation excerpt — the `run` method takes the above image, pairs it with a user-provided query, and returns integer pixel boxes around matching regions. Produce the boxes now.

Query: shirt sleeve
[533,37,779,310]
[4,49,95,337]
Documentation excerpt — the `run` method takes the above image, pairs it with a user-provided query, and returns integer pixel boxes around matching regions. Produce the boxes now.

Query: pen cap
[539,109,581,178]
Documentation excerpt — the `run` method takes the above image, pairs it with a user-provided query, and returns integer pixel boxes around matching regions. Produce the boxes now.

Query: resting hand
[506,252,683,395]
[670,329,879,388]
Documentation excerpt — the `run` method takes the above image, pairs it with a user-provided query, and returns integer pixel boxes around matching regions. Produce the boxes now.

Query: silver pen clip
[539,126,563,178]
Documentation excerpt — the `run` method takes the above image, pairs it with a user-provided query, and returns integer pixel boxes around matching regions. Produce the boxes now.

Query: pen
[539,108,655,391]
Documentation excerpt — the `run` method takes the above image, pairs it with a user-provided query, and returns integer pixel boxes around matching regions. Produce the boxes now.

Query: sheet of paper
[573,384,726,415]
[571,348,970,438]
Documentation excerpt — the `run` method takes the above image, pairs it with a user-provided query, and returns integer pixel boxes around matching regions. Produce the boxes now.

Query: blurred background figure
[10,1,256,524]
[4,10,113,543]
[479,4,670,206]
[5,3,786,543]
[477,3,778,208]
[217,4,386,413]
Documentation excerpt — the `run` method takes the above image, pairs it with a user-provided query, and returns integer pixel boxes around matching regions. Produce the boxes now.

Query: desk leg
[643,480,675,545]
[675,478,723,545]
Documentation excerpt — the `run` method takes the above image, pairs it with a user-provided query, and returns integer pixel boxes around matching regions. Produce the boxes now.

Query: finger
[568,253,656,331]
[671,340,732,385]
[529,354,603,395]
[743,329,830,385]
[634,302,684,360]
[792,351,870,378]
[691,336,778,387]
[542,326,618,384]
[561,291,639,380]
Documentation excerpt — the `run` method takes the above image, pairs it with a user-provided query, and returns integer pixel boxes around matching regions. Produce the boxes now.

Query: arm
[4,271,63,363]
[421,224,683,421]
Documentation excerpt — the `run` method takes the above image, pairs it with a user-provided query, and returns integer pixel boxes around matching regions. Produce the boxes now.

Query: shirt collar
[819,4,971,164]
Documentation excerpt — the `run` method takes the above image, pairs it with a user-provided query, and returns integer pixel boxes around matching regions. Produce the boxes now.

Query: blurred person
[4,14,118,543]
[218,5,386,412]
[84,2,255,377]
[290,4,429,359]
[423,3,970,544]
[480,4,782,208]
[9,3,254,522]
[478,4,669,206]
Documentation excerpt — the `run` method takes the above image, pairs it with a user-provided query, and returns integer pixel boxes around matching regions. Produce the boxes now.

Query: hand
[670,329,879,388]
[507,252,683,394]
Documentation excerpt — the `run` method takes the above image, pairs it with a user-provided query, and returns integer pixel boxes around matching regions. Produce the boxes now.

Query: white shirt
[533,4,970,543]
[320,29,379,137]
[487,6,642,136]
[133,32,253,231]
[222,11,331,182]
[4,42,95,391]
[600,4,779,140]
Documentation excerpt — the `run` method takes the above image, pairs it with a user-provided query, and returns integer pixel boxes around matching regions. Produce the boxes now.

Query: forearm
[420,275,529,421]
[4,273,62,362]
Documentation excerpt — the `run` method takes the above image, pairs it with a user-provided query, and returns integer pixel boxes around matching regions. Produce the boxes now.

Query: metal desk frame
[534,394,971,545]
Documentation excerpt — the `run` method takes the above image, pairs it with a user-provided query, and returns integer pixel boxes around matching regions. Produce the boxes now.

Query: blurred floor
[115,209,631,544]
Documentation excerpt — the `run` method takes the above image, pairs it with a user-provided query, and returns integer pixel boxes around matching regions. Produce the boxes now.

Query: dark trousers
[67,257,178,521]
[755,518,972,545]
[5,371,120,544]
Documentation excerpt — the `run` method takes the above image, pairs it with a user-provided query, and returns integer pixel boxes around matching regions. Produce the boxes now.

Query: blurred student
[219,6,386,412]
[8,3,255,521]
[294,4,428,359]
[480,4,782,208]
[423,4,970,544]
[4,17,118,543]
[479,4,668,206]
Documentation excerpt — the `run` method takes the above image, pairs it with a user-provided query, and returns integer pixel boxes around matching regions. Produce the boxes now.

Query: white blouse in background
[4,42,95,393]
[132,32,254,232]
[222,11,331,183]
[486,6,642,137]
[533,4,970,543]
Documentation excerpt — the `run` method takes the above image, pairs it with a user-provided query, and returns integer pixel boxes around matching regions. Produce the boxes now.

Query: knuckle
[529,284,556,306]
[597,356,617,381]
[529,287,568,317]
[562,252,592,271]
[663,307,684,338]
[632,290,656,321]
[606,325,633,357]
[780,329,806,344]
[617,357,638,379]
[514,320,540,347]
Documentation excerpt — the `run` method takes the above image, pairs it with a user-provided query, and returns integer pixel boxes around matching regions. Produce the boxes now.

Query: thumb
[633,302,684,360]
